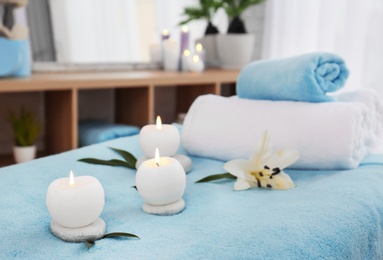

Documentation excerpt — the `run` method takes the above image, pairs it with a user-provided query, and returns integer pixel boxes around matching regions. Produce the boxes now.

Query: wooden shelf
[0,69,238,165]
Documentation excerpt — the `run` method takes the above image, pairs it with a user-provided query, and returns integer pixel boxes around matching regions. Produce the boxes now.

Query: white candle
[136,148,186,206]
[181,49,191,71]
[188,54,205,72]
[195,43,206,62]
[46,171,105,228]
[139,116,180,158]
[149,43,162,63]
[162,38,179,71]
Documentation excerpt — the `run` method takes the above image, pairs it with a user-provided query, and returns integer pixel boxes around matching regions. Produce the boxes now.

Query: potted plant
[179,0,222,67]
[216,0,265,69]
[7,108,42,163]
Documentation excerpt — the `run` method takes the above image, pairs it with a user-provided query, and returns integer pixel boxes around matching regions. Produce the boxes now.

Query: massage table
[0,134,382,259]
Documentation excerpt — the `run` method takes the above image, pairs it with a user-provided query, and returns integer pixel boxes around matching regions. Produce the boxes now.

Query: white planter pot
[196,35,219,68]
[216,34,255,69]
[13,145,37,164]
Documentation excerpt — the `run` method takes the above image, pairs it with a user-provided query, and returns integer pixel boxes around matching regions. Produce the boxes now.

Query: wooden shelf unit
[0,69,238,161]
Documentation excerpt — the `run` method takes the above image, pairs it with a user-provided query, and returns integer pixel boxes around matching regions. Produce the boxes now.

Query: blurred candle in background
[161,29,170,41]
[195,43,205,62]
[182,49,191,71]
[188,54,204,72]
[179,25,189,71]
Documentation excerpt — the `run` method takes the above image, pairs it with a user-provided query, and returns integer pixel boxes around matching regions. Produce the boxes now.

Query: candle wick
[156,163,160,167]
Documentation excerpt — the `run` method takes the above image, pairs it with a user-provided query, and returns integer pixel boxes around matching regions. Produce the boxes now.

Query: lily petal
[265,149,300,170]
[224,159,254,180]
[271,171,296,190]
[234,178,252,191]
[250,131,272,168]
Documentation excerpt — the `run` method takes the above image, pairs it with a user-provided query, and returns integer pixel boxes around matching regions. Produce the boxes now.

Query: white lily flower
[223,131,299,191]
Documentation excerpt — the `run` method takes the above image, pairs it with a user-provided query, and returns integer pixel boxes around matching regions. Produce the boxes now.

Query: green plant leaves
[195,172,236,183]
[102,232,140,239]
[78,148,137,170]
[84,232,140,250]
[7,108,42,146]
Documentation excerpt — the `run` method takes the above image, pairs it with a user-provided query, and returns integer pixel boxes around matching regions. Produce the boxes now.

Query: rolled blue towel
[79,120,140,147]
[237,52,349,102]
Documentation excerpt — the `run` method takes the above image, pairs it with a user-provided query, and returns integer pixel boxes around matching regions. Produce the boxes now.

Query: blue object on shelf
[0,38,31,78]
[78,120,140,147]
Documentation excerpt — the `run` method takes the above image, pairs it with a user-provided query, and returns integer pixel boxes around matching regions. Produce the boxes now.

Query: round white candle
[139,116,180,158]
[46,171,105,228]
[188,54,205,72]
[136,149,186,206]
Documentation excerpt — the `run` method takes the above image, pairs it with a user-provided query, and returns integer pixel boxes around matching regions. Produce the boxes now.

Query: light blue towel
[0,134,383,259]
[78,120,139,147]
[237,52,349,102]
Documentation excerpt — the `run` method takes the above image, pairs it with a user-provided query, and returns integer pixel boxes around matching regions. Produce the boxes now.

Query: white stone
[142,199,185,216]
[50,218,106,242]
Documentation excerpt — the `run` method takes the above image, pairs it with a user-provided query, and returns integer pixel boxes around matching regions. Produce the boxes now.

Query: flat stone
[50,218,106,242]
[142,199,185,216]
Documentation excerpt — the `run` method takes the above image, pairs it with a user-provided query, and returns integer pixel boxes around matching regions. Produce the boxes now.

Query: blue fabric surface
[237,52,349,102]
[1,135,383,259]
[0,38,31,78]
[78,120,139,147]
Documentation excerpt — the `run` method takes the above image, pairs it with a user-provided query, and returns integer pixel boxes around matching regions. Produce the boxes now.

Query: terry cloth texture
[237,52,349,102]
[0,135,383,259]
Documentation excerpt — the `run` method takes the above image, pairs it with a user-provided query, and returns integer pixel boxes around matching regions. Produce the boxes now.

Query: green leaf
[195,172,236,183]
[78,158,134,169]
[109,147,137,168]
[103,232,140,239]
[84,240,95,250]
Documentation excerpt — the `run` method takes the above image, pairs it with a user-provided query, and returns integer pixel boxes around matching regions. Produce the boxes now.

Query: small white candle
[195,43,206,62]
[46,171,105,228]
[188,54,205,72]
[149,43,162,63]
[162,38,179,71]
[139,116,180,158]
[136,148,186,206]
[181,49,191,71]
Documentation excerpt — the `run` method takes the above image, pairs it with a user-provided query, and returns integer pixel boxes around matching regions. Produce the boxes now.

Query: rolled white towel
[181,93,381,170]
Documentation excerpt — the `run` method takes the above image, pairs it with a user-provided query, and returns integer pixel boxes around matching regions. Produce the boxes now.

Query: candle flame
[156,115,162,130]
[162,29,169,36]
[196,43,203,52]
[155,148,160,165]
[182,25,189,33]
[183,49,190,57]
[69,170,75,187]
[192,55,200,63]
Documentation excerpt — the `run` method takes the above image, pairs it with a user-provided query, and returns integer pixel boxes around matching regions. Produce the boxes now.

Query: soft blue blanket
[237,52,349,102]
[1,135,383,259]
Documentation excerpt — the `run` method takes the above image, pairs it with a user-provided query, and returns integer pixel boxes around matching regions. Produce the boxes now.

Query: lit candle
[162,37,179,71]
[188,54,205,72]
[179,25,190,70]
[181,49,191,71]
[195,43,206,62]
[136,148,186,206]
[139,116,180,158]
[46,170,105,228]
[161,29,170,41]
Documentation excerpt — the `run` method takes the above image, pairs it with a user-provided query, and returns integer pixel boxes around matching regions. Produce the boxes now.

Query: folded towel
[79,120,140,147]
[237,52,349,102]
[181,93,382,169]
[336,89,383,152]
